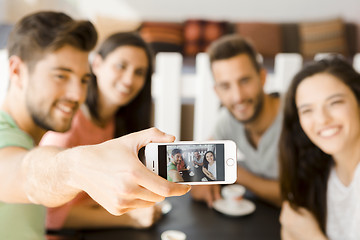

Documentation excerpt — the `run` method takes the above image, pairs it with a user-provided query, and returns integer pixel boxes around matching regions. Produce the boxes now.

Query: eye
[116,63,126,70]
[298,108,312,115]
[217,83,230,91]
[81,76,91,85]
[240,77,250,84]
[53,74,68,82]
[135,68,146,77]
[330,99,344,106]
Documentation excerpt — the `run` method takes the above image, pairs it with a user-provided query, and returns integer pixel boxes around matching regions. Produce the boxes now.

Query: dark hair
[7,11,97,71]
[203,151,215,169]
[279,55,360,234]
[207,34,261,73]
[86,32,153,138]
[172,148,182,156]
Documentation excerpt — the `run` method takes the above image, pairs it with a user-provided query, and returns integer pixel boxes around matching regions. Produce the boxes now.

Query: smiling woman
[279,55,360,240]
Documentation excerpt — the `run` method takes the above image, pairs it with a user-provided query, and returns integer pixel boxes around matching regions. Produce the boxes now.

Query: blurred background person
[191,35,282,207]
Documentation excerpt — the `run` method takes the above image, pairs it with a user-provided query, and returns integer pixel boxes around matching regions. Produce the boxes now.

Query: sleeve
[0,128,34,150]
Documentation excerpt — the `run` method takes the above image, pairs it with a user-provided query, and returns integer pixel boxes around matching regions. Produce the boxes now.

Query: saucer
[157,199,172,215]
[161,230,186,240]
[213,199,256,217]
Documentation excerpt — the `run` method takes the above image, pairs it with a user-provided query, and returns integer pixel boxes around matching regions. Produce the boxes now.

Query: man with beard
[191,35,282,207]
[0,11,189,240]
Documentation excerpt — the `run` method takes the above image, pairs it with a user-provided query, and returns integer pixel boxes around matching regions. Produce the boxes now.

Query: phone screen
[158,144,225,183]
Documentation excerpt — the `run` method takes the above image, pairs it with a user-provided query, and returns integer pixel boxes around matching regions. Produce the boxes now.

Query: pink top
[40,109,115,230]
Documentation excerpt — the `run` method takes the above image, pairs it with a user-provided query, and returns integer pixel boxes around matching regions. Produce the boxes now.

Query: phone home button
[226,158,235,166]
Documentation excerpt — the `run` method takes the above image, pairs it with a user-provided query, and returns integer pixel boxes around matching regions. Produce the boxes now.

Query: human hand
[190,185,221,208]
[280,201,327,240]
[64,128,191,216]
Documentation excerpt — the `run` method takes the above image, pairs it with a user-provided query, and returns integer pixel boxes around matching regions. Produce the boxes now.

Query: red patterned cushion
[139,22,184,53]
[183,19,228,56]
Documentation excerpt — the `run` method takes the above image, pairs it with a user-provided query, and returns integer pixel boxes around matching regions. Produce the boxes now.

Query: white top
[326,163,360,240]
[208,162,216,179]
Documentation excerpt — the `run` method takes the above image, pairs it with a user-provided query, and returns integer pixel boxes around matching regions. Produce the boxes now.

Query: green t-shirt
[167,161,177,182]
[0,111,46,240]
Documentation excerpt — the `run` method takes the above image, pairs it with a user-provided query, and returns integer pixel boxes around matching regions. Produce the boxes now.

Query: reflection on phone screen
[158,144,225,183]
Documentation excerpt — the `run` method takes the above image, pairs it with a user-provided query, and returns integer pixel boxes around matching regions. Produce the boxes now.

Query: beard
[233,91,265,124]
[26,98,76,133]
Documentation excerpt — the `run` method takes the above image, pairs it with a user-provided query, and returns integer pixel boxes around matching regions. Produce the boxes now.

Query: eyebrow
[52,67,92,77]
[297,93,347,110]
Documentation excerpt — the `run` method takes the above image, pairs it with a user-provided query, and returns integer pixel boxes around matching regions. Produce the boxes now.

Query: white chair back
[152,52,183,141]
[193,53,220,141]
[353,53,360,73]
[273,53,303,93]
[0,49,9,105]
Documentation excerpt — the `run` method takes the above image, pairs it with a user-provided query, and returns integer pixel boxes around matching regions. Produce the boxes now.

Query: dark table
[51,193,281,240]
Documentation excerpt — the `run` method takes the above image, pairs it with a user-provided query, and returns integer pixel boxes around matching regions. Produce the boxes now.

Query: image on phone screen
[158,144,225,183]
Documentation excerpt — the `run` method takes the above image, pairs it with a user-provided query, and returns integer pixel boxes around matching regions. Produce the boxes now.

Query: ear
[91,54,103,76]
[260,68,267,87]
[8,55,26,89]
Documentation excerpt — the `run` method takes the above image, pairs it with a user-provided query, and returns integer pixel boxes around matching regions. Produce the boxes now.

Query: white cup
[161,230,187,240]
[221,184,246,207]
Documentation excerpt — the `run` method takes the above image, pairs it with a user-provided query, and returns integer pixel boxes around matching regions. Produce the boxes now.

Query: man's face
[194,151,200,160]
[212,54,266,124]
[172,153,183,164]
[24,45,91,132]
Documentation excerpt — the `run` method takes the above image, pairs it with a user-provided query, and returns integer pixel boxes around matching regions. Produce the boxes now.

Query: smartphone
[145,140,237,185]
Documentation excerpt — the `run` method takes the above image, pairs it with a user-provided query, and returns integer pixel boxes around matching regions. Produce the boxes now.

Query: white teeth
[319,128,339,137]
[57,104,72,114]
[234,103,247,111]
[116,84,131,94]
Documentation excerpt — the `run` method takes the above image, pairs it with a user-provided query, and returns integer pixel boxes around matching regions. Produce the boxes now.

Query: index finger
[129,128,176,151]
[137,165,191,198]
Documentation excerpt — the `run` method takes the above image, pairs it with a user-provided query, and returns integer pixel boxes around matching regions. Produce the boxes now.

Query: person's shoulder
[0,111,34,149]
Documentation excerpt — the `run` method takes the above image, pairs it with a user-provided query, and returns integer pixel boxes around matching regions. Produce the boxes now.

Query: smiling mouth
[233,102,250,112]
[56,102,78,117]
[318,127,341,137]
[116,84,131,95]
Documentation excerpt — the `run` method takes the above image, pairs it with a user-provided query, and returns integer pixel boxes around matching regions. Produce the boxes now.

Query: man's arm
[236,166,281,207]
[0,128,191,215]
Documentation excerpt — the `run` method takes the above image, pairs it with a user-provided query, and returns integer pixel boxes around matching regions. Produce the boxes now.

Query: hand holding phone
[145,140,237,185]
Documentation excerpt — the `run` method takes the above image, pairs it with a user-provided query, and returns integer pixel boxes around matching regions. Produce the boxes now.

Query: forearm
[22,146,80,207]
[237,167,281,207]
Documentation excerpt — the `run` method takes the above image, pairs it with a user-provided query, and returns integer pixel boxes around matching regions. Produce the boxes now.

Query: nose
[121,69,136,87]
[231,85,245,103]
[314,106,331,125]
[65,79,86,103]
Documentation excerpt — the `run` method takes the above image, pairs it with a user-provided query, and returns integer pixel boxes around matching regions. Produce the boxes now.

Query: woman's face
[295,73,360,155]
[92,45,148,107]
[206,152,214,163]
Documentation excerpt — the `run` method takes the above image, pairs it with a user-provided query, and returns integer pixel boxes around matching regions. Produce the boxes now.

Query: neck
[244,94,280,147]
[333,139,360,186]
[2,92,46,145]
[83,92,119,128]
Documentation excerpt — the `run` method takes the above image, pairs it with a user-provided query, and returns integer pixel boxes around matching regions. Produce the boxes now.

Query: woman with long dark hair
[202,151,217,181]
[279,56,360,240]
[40,32,157,231]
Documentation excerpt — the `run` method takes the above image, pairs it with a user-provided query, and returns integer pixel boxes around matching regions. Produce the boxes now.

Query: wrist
[54,147,82,201]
